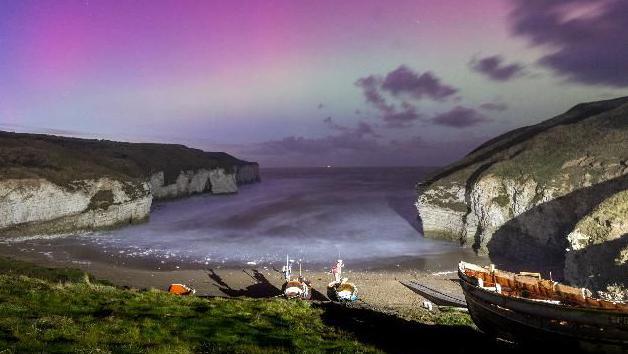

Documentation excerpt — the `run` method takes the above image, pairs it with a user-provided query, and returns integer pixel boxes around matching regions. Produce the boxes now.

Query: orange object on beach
[168,283,195,295]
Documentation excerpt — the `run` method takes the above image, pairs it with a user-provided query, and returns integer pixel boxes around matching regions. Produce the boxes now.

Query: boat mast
[284,254,291,281]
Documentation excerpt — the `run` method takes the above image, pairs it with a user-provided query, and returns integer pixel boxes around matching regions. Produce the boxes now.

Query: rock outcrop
[0,178,152,236]
[0,131,260,236]
[149,168,238,199]
[416,97,628,292]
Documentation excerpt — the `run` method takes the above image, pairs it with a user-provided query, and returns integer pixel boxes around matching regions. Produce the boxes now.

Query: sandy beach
[0,246,482,320]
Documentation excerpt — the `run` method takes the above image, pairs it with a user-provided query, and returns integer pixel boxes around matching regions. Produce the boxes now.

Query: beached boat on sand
[458,261,628,351]
[283,278,311,299]
[327,279,358,302]
[327,260,358,302]
[281,255,312,300]
[168,283,196,296]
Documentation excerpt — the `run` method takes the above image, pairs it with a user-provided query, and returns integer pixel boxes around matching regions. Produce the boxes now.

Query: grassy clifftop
[0,131,257,187]
[422,96,628,191]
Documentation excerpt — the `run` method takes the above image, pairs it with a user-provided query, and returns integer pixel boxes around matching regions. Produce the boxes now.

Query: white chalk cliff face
[0,131,261,237]
[0,178,151,236]
[0,166,260,237]
[416,97,628,293]
[149,168,238,199]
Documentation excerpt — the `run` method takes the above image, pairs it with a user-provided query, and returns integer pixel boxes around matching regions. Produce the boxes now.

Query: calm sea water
[0,167,481,270]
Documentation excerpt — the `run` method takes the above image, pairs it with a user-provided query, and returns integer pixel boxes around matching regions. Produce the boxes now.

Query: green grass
[0,259,377,353]
[432,309,474,326]
[573,189,628,247]
[491,194,510,209]
[0,257,111,285]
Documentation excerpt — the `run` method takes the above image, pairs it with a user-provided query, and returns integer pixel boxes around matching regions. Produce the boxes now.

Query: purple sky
[1,0,626,167]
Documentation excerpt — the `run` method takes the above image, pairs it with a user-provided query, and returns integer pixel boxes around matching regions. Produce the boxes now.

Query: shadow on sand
[207,268,328,300]
[207,269,282,298]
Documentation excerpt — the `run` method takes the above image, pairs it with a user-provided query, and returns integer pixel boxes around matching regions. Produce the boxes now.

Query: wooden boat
[328,279,358,302]
[281,255,312,300]
[283,276,312,299]
[458,261,628,351]
[168,283,195,296]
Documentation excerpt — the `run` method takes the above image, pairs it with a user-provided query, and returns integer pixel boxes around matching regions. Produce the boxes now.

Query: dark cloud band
[510,0,628,87]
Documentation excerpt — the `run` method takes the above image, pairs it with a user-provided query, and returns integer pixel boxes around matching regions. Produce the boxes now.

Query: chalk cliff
[416,97,628,293]
[0,131,260,236]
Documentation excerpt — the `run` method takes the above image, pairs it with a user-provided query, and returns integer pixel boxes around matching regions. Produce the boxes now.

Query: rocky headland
[0,131,259,236]
[416,97,628,295]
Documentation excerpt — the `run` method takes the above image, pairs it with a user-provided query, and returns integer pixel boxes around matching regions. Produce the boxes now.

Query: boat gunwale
[458,262,628,315]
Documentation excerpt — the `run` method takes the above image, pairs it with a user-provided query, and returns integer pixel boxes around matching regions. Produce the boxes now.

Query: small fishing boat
[168,283,196,296]
[458,261,628,351]
[328,278,358,302]
[327,260,358,302]
[281,255,311,300]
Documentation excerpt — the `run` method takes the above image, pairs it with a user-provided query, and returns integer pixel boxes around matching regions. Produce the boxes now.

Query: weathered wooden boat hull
[327,281,358,302]
[459,270,628,353]
[282,280,312,300]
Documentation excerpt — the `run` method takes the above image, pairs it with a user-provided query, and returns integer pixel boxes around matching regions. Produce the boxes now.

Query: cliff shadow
[567,233,628,290]
[487,174,628,283]
[207,269,282,298]
[386,195,423,234]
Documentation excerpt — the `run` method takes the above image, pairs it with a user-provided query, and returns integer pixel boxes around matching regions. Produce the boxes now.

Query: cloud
[323,117,380,137]
[201,117,488,167]
[381,65,458,100]
[510,0,628,87]
[247,121,383,158]
[381,102,421,128]
[224,132,485,167]
[355,75,393,113]
[323,116,347,132]
[355,75,419,128]
[431,106,491,128]
[469,55,525,81]
[354,121,380,137]
[388,135,427,150]
[355,66,457,128]
[480,102,509,112]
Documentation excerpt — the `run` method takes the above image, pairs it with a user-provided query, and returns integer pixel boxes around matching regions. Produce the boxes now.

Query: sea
[0,167,483,271]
